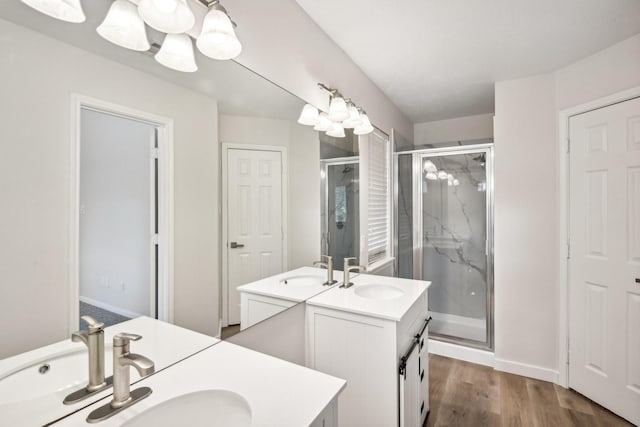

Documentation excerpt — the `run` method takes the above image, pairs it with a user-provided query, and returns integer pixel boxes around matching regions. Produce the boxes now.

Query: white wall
[80,109,152,317]
[0,19,219,358]
[493,33,640,382]
[414,113,494,146]
[227,0,413,142]
[219,115,321,269]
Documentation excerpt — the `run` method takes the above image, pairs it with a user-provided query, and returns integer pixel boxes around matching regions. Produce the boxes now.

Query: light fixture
[328,95,349,122]
[313,113,333,132]
[197,2,242,60]
[139,0,195,34]
[438,171,448,180]
[20,0,86,23]
[297,104,319,126]
[425,172,438,181]
[97,0,150,51]
[453,179,460,186]
[326,122,346,138]
[342,104,362,128]
[354,111,374,135]
[423,160,437,173]
[155,33,198,72]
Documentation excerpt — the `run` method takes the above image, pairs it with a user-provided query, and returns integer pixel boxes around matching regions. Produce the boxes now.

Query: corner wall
[414,113,494,146]
[493,32,640,382]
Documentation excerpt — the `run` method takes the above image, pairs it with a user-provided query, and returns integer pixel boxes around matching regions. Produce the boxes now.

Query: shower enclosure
[321,158,360,272]
[396,144,493,349]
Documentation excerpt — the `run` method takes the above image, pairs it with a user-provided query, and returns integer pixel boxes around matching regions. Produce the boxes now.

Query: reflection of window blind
[365,131,390,265]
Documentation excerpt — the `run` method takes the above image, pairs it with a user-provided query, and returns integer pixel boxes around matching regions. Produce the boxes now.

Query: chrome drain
[38,363,51,374]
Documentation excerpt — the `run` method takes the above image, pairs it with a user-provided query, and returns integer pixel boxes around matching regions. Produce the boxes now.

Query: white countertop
[53,340,346,427]
[306,274,430,321]
[237,266,341,302]
[0,317,217,427]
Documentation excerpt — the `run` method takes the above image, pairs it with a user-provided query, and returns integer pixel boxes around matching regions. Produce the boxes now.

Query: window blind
[365,131,390,265]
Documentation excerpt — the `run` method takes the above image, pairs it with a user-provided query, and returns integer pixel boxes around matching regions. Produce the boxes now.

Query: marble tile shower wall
[326,163,359,271]
[422,154,487,321]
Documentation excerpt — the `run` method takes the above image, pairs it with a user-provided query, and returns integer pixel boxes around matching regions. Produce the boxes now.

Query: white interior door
[226,148,283,325]
[569,96,640,425]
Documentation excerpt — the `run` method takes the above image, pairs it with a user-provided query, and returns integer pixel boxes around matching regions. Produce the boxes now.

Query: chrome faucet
[86,333,154,423]
[64,316,111,404]
[313,255,337,286]
[340,257,366,289]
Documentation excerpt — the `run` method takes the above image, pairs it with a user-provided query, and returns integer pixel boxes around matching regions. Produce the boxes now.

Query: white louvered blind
[365,130,391,265]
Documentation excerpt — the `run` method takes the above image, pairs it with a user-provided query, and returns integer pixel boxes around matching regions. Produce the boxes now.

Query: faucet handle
[320,255,333,262]
[80,315,104,334]
[113,333,142,347]
[344,257,357,266]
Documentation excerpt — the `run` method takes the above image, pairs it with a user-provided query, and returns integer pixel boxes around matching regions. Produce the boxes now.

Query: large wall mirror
[0,0,348,423]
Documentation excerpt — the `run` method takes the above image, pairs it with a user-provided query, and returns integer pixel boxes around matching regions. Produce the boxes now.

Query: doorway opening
[70,95,173,332]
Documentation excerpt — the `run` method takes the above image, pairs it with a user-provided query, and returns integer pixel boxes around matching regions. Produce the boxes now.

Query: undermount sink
[354,284,405,300]
[0,345,112,404]
[280,274,324,287]
[122,390,252,427]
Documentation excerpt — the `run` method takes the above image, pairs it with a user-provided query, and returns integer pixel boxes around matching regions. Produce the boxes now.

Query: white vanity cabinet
[306,275,430,427]
[240,292,298,330]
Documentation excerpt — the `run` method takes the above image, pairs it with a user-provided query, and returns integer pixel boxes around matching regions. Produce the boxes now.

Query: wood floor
[426,354,634,427]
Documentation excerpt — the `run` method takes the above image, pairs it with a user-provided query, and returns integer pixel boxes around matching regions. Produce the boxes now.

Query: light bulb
[155,33,198,73]
[342,105,362,128]
[313,113,333,131]
[425,172,438,181]
[297,104,319,126]
[97,0,150,52]
[326,122,346,138]
[197,8,242,60]
[20,0,85,23]
[354,113,374,135]
[328,96,349,122]
[139,0,194,34]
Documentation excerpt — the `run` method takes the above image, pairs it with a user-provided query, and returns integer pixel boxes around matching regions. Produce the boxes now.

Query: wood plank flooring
[426,354,634,427]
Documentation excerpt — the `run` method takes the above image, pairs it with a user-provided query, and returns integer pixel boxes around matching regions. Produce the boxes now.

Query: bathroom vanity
[306,274,431,427]
[237,266,340,330]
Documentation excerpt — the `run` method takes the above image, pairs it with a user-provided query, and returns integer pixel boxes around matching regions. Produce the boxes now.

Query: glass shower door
[417,147,492,348]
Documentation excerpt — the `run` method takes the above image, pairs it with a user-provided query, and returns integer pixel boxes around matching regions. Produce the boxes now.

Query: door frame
[69,94,174,334]
[221,143,288,328]
[558,85,640,387]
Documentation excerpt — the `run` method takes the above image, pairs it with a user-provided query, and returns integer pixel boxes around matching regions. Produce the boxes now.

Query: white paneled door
[569,96,640,425]
[226,148,284,325]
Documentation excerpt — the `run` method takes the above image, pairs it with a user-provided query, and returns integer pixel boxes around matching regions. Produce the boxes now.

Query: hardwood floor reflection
[426,354,633,427]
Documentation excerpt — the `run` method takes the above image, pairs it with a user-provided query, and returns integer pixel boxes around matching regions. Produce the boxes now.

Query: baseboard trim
[79,296,142,320]
[493,357,559,383]
[428,339,494,367]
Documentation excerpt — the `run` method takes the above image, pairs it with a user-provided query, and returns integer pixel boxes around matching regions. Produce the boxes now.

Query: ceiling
[295,0,640,123]
[0,1,304,120]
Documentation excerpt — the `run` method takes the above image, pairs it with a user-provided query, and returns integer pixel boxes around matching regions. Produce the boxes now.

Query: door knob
[230,242,244,249]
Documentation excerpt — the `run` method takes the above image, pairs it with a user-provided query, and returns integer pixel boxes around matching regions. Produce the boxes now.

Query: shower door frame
[394,143,494,350]
[321,157,360,258]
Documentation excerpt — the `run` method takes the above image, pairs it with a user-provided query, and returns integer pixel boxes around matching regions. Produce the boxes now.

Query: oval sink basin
[122,390,251,427]
[0,345,113,404]
[280,274,324,287]
[354,284,405,300]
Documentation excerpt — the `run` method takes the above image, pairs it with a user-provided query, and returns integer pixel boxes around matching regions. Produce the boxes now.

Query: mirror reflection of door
[225,147,284,326]
[323,160,360,271]
[79,108,158,328]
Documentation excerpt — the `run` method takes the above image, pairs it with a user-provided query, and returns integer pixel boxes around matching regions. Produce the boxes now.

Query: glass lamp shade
[138,0,195,34]
[297,104,319,126]
[423,160,437,173]
[438,171,448,180]
[353,113,374,135]
[326,122,346,138]
[21,0,85,23]
[342,105,363,128]
[453,179,460,186]
[328,96,349,122]
[425,172,438,181]
[155,33,198,72]
[97,0,150,51]
[196,8,242,60]
[313,113,333,131]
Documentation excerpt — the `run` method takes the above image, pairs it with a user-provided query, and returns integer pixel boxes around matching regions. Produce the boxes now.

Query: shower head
[342,165,352,174]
